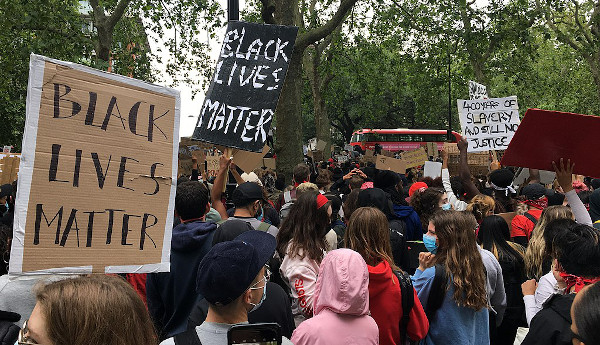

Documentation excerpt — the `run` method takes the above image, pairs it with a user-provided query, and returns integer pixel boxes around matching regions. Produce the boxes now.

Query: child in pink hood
[291,248,379,345]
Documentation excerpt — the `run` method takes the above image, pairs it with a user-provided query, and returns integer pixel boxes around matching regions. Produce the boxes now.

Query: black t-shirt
[187,281,296,338]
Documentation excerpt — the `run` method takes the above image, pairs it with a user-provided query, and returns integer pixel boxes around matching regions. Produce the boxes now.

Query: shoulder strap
[393,269,414,344]
[425,264,447,321]
[257,221,271,232]
[174,328,202,345]
[523,212,538,226]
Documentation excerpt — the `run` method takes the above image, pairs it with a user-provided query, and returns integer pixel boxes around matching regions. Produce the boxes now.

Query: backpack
[393,269,415,344]
[279,190,296,220]
[425,264,448,321]
[217,219,271,233]
[174,328,202,345]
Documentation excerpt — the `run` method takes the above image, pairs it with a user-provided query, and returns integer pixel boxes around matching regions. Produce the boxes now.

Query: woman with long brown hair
[19,275,157,345]
[277,191,331,325]
[345,207,428,345]
[412,210,490,344]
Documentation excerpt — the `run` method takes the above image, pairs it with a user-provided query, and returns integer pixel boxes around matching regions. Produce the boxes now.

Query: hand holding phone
[227,323,281,345]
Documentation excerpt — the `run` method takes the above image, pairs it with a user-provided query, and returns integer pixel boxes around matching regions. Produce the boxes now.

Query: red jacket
[367,261,429,345]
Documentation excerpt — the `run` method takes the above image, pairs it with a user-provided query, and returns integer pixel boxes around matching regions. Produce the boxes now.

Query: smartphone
[227,323,281,345]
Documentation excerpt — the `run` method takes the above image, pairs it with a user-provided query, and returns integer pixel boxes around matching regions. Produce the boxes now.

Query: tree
[0,0,92,150]
[535,0,600,100]
[259,0,358,179]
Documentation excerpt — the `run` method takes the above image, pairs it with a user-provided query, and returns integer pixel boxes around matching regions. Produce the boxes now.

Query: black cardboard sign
[192,21,299,152]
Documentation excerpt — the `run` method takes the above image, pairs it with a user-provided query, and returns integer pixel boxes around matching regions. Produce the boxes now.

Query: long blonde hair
[466,194,496,222]
[432,210,488,310]
[345,207,400,271]
[524,205,574,279]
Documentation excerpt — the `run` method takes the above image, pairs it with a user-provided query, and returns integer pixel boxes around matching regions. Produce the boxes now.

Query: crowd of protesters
[0,136,600,345]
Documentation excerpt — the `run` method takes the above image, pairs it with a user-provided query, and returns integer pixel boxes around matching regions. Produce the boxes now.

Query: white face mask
[248,276,267,313]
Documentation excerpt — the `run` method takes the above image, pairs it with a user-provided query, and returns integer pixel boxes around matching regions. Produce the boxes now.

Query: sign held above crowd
[458,96,520,152]
[501,109,600,177]
[468,81,488,100]
[192,21,299,152]
[11,54,180,274]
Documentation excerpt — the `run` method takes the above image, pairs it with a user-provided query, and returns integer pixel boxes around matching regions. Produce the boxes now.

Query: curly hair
[431,210,488,310]
[410,187,445,232]
[466,194,496,223]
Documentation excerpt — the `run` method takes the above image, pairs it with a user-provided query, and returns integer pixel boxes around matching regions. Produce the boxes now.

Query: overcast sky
[148,0,247,139]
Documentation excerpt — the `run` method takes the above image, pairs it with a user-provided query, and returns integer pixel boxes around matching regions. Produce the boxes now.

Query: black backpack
[393,269,415,344]
[174,328,202,345]
[425,264,448,322]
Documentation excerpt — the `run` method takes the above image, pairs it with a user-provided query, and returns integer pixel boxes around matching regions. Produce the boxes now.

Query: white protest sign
[424,161,442,179]
[469,81,488,100]
[458,96,520,153]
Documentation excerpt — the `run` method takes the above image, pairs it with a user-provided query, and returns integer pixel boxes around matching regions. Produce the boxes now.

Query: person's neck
[205,307,248,324]
[234,208,254,218]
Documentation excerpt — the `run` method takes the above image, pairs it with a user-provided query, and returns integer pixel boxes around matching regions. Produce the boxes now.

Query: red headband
[316,194,329,209]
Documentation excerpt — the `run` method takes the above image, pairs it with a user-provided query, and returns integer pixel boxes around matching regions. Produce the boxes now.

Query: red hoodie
[367,260,429,345]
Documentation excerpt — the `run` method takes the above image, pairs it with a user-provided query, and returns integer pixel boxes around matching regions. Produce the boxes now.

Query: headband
[316,194,329,209]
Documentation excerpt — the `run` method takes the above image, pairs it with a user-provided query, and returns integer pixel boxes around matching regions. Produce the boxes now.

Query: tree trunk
[96,24,113,62]
[274,49,305,182]
[314,91,331,157]
[585,54,600,101]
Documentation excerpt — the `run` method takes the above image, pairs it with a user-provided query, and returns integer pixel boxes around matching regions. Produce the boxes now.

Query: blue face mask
[423,233,438,254]
[441,203,452,211]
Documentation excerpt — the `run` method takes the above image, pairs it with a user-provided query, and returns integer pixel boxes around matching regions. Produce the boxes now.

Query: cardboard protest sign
[262,158,276,170]
[447,151,490,176]
[424,161,442,179]
[458,96,520,152]
[310,150,324,163]
[206,154,220,177]
[3,146,12,154]
[11,54,180,274]
[0,154,20,185]
[443,142,459,154]
[426,142,438,158]
[500,109,600,177]
[361,149,377,164]
[381,149,394,157]
[192,22,299,152]
[375,156,407,174]
[498,212,517,232]
[335,155,349,163]
[233,145,269,173]
[316,140,327,152]
[401,147,428,169]
[468,81,488,100]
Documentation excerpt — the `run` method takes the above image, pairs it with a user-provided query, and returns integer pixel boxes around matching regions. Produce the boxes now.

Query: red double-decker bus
[349,128,462,152]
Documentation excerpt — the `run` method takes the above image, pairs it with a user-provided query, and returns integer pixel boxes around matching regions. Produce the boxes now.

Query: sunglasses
[18,320,38,345]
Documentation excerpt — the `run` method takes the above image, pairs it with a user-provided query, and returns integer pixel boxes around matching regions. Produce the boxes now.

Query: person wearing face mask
[161,230,293,345]
[211,157,279,237]
[186,220,295,338]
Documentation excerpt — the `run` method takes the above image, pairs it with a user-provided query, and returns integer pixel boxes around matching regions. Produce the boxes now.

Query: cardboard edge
[161,92,181,273]
[31,54,180,97]
[105,262,170,274]
[9,54,46,274]
[9,266,94,276]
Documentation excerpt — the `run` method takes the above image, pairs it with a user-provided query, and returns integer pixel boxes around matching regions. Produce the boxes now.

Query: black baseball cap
[196,230,275,305]
[232,182,265,207]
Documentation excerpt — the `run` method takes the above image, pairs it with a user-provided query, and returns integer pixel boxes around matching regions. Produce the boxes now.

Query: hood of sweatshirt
[366,260,395,298]
[171,220,217,252]
[313,249,370,316]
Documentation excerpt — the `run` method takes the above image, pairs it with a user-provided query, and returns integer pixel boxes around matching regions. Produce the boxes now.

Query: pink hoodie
[291,249,379,345]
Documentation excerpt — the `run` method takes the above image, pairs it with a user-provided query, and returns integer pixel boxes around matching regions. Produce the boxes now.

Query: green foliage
[0,0,92,150]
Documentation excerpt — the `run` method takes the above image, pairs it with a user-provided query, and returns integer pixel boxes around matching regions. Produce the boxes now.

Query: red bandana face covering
[524,196,548,210]
[559,272,600,293]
